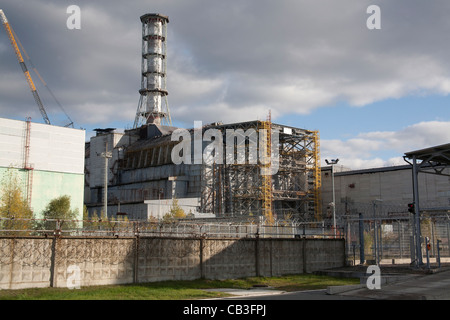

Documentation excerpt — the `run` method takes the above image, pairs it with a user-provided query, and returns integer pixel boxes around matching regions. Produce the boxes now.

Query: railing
[0,217,343,239]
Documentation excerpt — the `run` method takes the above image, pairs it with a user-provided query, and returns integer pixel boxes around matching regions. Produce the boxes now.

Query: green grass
[0,274,360,300]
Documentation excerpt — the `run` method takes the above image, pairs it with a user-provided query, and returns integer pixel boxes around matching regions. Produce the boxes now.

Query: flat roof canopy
[404,142,450,176]
[404,142,450,165]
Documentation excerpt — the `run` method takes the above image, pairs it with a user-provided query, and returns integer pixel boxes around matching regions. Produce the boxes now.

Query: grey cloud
[1,0,450,130]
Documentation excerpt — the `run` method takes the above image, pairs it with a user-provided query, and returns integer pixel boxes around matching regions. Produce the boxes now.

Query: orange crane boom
[0,9,51,125]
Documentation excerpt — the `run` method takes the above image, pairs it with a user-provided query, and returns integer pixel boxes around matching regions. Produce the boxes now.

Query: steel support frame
[404,144,450,268]
[200,121,319,221]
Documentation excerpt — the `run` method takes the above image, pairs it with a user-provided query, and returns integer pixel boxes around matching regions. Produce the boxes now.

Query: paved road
[338,268,450,300]
[210,268,450,300]
[230,288,368,300]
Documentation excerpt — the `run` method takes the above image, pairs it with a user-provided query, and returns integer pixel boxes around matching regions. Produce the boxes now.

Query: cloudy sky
[1,0,449,169]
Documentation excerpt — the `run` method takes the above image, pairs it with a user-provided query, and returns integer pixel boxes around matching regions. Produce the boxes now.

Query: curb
[204,288,286,298]
[326,284,365,295]
[359,274,417,285]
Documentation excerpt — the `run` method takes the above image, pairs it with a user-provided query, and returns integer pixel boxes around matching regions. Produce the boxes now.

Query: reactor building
[84,14,321,222]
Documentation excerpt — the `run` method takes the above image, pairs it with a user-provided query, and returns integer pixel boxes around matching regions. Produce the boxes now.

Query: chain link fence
[342,213,450,266]
[0,217,342,239]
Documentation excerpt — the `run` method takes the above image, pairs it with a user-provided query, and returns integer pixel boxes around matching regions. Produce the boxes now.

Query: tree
[82,205,89,221]
[0,169,33,234]
[162,198,186,223]
[37,195,78,233]
[170,198,186,219]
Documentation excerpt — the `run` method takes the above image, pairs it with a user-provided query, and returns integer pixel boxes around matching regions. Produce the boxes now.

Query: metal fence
[0,217,342,239]
[6,212,447,265]
[343,214,450,265]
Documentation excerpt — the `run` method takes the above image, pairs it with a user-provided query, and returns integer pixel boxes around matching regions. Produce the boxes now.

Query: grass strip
[0,274,359,300]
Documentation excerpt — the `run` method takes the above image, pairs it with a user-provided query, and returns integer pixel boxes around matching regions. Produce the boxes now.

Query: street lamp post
[325,159,339,237]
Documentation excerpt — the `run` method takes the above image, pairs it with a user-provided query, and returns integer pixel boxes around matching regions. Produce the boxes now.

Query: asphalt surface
[338,267,450,300]
[207,264,450,300]
[214,288,368,300]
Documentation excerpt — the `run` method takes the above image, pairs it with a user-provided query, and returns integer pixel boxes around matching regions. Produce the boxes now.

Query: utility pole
[101,141,112,218]
[412,155,423,267]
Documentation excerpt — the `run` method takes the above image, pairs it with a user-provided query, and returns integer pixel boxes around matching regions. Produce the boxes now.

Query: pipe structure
[134,13,170,127]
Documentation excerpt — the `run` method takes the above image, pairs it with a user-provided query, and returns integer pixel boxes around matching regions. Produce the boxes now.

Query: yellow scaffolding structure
[312,131,322,220]
[261,112,274,224]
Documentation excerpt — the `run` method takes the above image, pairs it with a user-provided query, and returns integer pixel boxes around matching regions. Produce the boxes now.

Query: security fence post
[437,239,441,268]
[359,213,365,265]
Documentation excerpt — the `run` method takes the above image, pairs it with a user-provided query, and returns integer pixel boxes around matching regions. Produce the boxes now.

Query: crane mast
[0,9,51,125]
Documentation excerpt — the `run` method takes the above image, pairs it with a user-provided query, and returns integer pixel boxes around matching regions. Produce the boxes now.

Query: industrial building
[0,117,85,219]
[84,120,321,221]
[320,144,450,267]
[84,13,322,221]
[321,150,450,220]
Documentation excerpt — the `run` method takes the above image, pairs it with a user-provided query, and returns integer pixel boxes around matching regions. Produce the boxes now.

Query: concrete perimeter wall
[0,237,345,289]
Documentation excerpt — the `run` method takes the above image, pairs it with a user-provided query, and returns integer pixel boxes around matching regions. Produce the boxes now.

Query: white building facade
[0,117,85,219]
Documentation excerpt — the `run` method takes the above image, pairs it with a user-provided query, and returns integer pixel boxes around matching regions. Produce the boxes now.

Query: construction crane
[0,9,51,125]
[13,27,74,128]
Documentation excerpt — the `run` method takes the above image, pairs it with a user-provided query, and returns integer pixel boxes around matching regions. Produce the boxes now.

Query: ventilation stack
[134,13,171,128]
